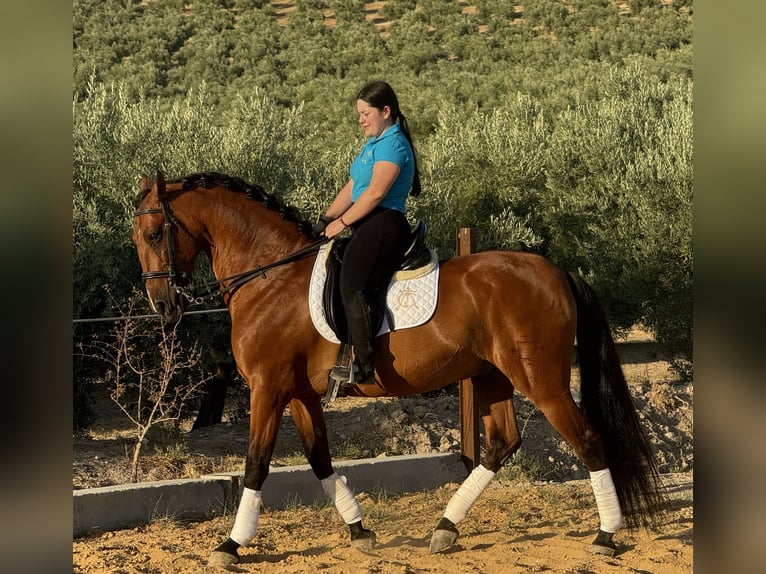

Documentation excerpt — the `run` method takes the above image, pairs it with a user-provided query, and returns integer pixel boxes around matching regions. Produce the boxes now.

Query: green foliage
[417,96,549,252]
[381,0,417,20]
[540,63,692,357]
[73,0,192,101]
[73,0,694,410]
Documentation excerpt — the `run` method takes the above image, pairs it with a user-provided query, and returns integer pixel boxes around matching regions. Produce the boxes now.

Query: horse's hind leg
[289,392,376,549]
[430,370,520,554]
[534,392,622,555]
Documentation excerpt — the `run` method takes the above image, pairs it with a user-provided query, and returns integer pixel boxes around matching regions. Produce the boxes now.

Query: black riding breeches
[339,207,410,323]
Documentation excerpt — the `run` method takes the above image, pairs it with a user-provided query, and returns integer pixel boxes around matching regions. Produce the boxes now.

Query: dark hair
[356,81,422,197]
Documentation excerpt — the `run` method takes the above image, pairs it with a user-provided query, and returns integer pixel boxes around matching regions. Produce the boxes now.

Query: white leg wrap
[590,468,623,533]
[229,488,262,547]
[322,473,363,525]
[443,464,496,525]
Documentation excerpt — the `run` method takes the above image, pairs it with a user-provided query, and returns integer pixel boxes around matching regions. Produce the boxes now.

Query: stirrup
[323,376,342,405]
[323,343,353,405]
[329,361,375,387]
[331,363,372,387]
[329,342,354,384]
[340,360,376,386]
[329,364,354,383]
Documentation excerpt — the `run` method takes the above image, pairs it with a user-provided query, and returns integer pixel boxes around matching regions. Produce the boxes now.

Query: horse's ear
[155,171,166,200]
[140,174,152,194]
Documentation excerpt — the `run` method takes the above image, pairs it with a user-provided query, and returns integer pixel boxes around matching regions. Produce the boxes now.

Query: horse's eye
[147,229,162,243]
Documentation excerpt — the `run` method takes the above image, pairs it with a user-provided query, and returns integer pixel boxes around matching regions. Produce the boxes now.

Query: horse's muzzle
[147,288,186,323]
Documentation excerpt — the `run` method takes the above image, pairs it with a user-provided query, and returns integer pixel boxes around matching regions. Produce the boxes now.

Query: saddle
[322,220,431,344]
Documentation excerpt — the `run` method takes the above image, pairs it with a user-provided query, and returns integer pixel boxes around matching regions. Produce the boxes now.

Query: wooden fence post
[456,228,480,472]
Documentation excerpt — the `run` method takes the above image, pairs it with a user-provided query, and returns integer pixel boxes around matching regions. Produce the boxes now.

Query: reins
[200,238,329,303]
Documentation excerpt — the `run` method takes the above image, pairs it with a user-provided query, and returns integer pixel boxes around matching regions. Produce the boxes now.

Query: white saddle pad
[309,242,440,344]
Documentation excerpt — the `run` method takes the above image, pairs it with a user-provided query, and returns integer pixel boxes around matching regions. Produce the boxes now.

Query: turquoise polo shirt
[349,123,414,213]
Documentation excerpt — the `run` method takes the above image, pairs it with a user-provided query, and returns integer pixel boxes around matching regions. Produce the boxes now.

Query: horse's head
[132,172,202,323]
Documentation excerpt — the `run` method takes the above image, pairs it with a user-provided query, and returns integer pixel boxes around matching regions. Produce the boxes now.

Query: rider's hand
[312,215,333,236]
[325,218,350,239]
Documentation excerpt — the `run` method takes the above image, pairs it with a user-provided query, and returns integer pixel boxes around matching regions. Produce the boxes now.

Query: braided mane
[134,171,315,236]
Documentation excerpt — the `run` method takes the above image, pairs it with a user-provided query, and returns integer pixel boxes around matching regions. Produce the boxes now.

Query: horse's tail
[566,272,665,528]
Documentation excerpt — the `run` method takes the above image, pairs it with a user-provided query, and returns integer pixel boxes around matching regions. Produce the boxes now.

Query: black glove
[312,215,333,236]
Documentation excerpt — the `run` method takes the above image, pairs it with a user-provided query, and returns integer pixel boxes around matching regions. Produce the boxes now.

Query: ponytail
[397,112,422,197]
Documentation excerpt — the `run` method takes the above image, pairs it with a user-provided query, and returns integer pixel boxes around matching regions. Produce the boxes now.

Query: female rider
[313,80,421,385]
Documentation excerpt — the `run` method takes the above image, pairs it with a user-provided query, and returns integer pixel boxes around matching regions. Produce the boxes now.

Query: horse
[132,171,663,566]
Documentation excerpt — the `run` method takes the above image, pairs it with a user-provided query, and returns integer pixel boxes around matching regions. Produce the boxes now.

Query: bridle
[134,194,328,306]
[134,194,203,302]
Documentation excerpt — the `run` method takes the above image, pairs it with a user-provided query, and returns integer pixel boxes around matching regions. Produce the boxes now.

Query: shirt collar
[373,123,402,142]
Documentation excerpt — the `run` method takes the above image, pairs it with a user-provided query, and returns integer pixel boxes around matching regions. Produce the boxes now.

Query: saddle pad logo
[395,286,419,310]
[309,243,440,344]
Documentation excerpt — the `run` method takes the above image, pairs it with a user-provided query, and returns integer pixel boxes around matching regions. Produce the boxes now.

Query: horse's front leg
[208,385,286,567]
[290,392,376,549]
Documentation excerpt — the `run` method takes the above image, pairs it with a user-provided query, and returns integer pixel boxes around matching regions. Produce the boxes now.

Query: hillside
[218,1,686,32]
[267,0,643,33]
[139,0,689,35]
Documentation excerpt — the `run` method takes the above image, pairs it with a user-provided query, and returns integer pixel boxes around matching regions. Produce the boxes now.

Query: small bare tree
[80,298,212,482]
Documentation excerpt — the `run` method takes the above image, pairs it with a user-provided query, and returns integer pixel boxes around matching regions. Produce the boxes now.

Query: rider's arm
[325,161,400,238]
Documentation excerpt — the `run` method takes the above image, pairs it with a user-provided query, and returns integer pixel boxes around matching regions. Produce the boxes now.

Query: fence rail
[73,307,228,324]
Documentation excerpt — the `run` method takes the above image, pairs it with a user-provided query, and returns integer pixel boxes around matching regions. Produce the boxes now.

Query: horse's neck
[204,198,310,282]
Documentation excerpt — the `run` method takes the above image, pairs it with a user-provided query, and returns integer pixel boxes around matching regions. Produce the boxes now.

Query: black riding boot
[344,290,377,385]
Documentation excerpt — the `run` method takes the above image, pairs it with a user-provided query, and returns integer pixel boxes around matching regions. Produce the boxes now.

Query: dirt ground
[73,327,693,572]
[73,472,692,573]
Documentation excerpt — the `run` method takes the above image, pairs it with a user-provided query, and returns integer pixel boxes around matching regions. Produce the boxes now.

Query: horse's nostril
[154,300,167,316]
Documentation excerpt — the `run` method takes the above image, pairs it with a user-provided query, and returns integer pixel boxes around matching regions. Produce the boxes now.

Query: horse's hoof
[588,529,617,557]
[207,550,239,566]
[429,528,459,554]
[349,521,377,550]
[350,528,377,550]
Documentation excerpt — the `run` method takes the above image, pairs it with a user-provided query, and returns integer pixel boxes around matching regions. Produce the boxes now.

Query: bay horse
[132,171,663,566]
